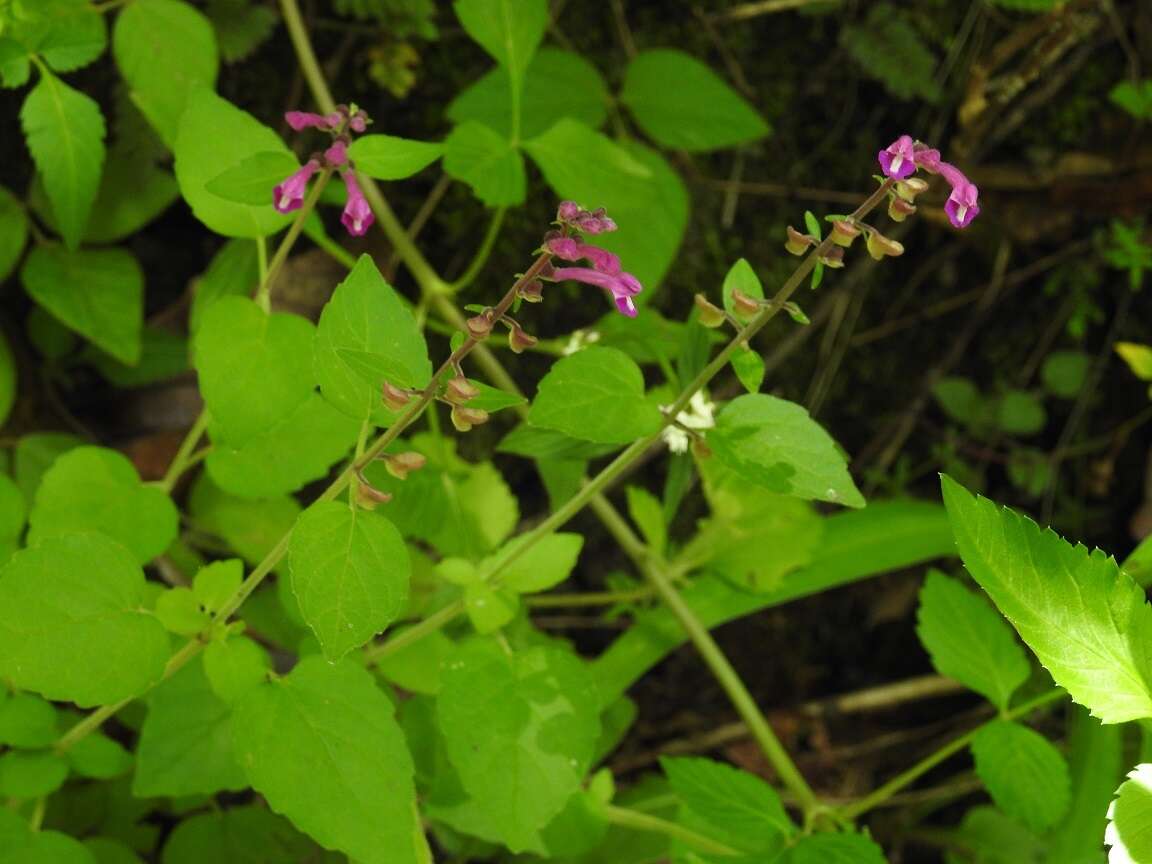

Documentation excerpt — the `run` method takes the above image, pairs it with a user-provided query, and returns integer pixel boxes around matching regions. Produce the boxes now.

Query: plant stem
[450,208,507,292]
[602,804,741,857]
[839,688,1066,820]
[159,411,210,494]
[526,588,655,608]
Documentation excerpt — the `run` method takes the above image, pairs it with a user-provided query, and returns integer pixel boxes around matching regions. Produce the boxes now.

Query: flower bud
[785,225,815,256]
[730,289,762,320]
[354,470,392,510]
[466,312,493,339]
[887,197,917,222]
[694,294,727,328]
[557,201,582,222]
[894,176,929,203]
[818,247,845,268]
[509,325,537,354]
[382,451,427,480]
[445,376,481,405]
[451,405,489,432]
[519,279,544,303]
[381,381,413,412]
[830,220,860,248]
[866,231,905,260]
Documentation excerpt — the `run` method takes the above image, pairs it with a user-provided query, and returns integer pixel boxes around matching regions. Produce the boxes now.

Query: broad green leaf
[489,532,583,593]
[972,720,1071,831]
[721,258,764,317]
[443,121,526,206]
[0,533,169,706]
[0,474,24,555]
[498,424,620,461]
[232,656,423,864]
[465,380,527,414]
[621,49,769,152]
[0,38,30,89]
[0,749,67,798]
[194,296,315,443]
[84,837,142,864]
[13,432,81,504]
[155,587,209,635]
[161,806,318,864]
[453,0,547,83]
[0,694,58,748]
[525,119,689,290]
[941,476,1152,723]
[314,254,431,422]
[203,636,269,704]
[4,1,107,74]
[90,326,188,390]
[709,394,864,508]
[1041,350,1090,399]
[915,570,1030,710]
[376,627,456,695]
[68,732,132,779]
[192,559,243,614]
[786,832,887,863]
[189,239,259,333]
[995,389,1046,435]
[626,486,666,557]
[20,68,105,249]
[464,580,519,633]
[347,135,443,180]
[204,150,298,205]
[113,0,218,147]
[1111,80,1152,120]
[1107,763,1152,864]
[288,501,410,661]
[447,48,609,139]
[0,829,97,864]
[529,347,662,444]
[21,244,143,365]
[1048,707,1123,863]
[187,474,300,569]
[133,656,246,797]
[437,640,602,852]
[83,149,179,244]
[661,756,793,855]
[28,445,178,564]
[0,185,28,281]
[204,0,277,63]
[173,88,292,237]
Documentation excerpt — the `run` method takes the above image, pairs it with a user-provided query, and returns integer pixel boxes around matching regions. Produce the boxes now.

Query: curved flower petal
[878,135,917,180]
[273,160,320,213]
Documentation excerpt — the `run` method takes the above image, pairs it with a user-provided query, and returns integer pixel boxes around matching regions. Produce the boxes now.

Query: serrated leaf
[0,533,170,706]
[314,254,431,423]
[1107,763,1152,864]
[28,445,179,564]
[941,475,1152,723]
[972,720,1071,831]
[786,832,888,863]
[13,432,81,504]
[0,185,28,282]
[443,120,526,206]
[528,346,663,444]
[232,656,423,864]
[709,394,864,508]
[916,570,1030,710]
[453,0,547,84]
[347,135,443,180]
[621,49,769,152]
[83,156,179,244]
[205,150,299,205]
[8,1,107,74]
[113,0,219,147]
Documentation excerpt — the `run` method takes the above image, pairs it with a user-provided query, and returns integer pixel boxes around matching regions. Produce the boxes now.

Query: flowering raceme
[541,203,643,317]
[877,136,980,229]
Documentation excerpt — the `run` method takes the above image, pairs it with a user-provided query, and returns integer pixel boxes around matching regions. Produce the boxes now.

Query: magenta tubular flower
[285,111,330,132]
[273,159,320,213]
[942,176,980,228]
[544,237,622,275]
[340,172,374,236]
[912,143,943,173]
[325,139,349,167]
[878,135,917,180]
[552,266,642,318]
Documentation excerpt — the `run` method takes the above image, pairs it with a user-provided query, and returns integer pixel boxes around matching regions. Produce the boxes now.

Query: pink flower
[340,172,373,236]
[273,159,320,213]
[555,202,618,235]
[551,266,643,317]
[325,139,349,167]
[285,111,331,131]
[349,113,368,133]
[544,237,622,276]
[557,201,582,222]
[878,135,917,180]
[878,136,980,229]
[937,166,980,228]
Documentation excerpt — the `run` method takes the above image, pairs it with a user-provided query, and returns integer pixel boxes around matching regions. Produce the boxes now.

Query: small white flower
[660,390,716,453]
[561,329,601,356]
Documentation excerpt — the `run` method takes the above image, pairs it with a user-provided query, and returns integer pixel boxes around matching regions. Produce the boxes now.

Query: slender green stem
[526,588,654,608]
[603,804,741,857]
[450,208,507,292]
[29,796,45,831]
[367,602,465,663]
[159,411,210,494]
[255,235,270,312]
[839,688,1066,820]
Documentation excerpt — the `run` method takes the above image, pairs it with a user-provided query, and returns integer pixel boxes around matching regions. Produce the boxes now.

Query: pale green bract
[971,720,1071,832]
[942,476,1152,723]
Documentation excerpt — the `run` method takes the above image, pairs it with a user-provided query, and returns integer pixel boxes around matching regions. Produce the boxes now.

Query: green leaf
[915,570,1030,710]
[731,348,765,394]
[437,640,602,852]
[443,121,526,206]
[28,445,179,564]
[161,806,318,864]
[0,533,170,706]
[995,389,1046,435]
[84,837,142,864]
[13,432,81,504]
[173,88,293,237]
[721,258,764,318]
[155,587,210,635]
[626,486,666,558]
[82,156,176,245]
[932,376,985,426]
[0,750,69,798]
[1118,342,1152,382]
[528,347,663,444]
[314,254,432,423]
[621,49,769,152]
[0,38,30,89]
[488,532,584,594]
[202,636,268,704]
[1107,763,1152,864]
[0,829,98,864]
[785,832,888,863]
[447,47,609,139]
[0,694,58,748]
[347,135,443,180]
[20,69,106,249]
[187,474,300,569]
[205,0,277,63]
[464,581,519,634]
[987,0,1063,10]
[204,150,298,205]
[709,394,864,508]
[1041,350,1090,399]
[113,0,218,147]
[21,244,143,365]
[68,732,132,779]
[189,239,259,333]
[498,424,620,461]
[133,655,247,797]
[377,627,456,695]
[465,380,527,414]
[194,296,316,443]
[941,475,1152,723]
[0,185,28,281]
[6,1,107,74]
[1047,707,1123,863]
[971,720,1071,831]
[1110,80,1152,120]
[525,119,689,289]
[288,501,410,661]
[192,559,243,614]
[453,0,547,83]
[661,756,793,855]
[232,656,423,864]
[841,3,941,103]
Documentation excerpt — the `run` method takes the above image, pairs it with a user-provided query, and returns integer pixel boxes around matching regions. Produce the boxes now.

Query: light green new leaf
[13,432,81,504]
[21,244,143,364]
[161,807,318,864]
[972,720,1071,831]
[1107,763,1152,864]
[194,296,316,444]
[0,533,170,706]
[113,0,218,147]
[525,119,689,290]
[289,501,410,660]
[204,150,298,205]
[529,347,662,444]
[28,445,179,564]
[233,657,423,864]
[622,49,770,152]
[915,570,1030,710]
[443,121,526,206]
[786,832,887,863]
[20,68,105,249]
[133,655,246,797]
[709,394,864,508]
[487,532,584,594]
[315,254,431,422]
[941,476,1152,723]
[203,636,269,705]
[347,135,443,180]
[437,640,602,852]
[0,185,28,282]
[174,88,292,237]
[83,157,179,244]
[661,756,793,855]
[189,239,259,333]
[453,0,547,83]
